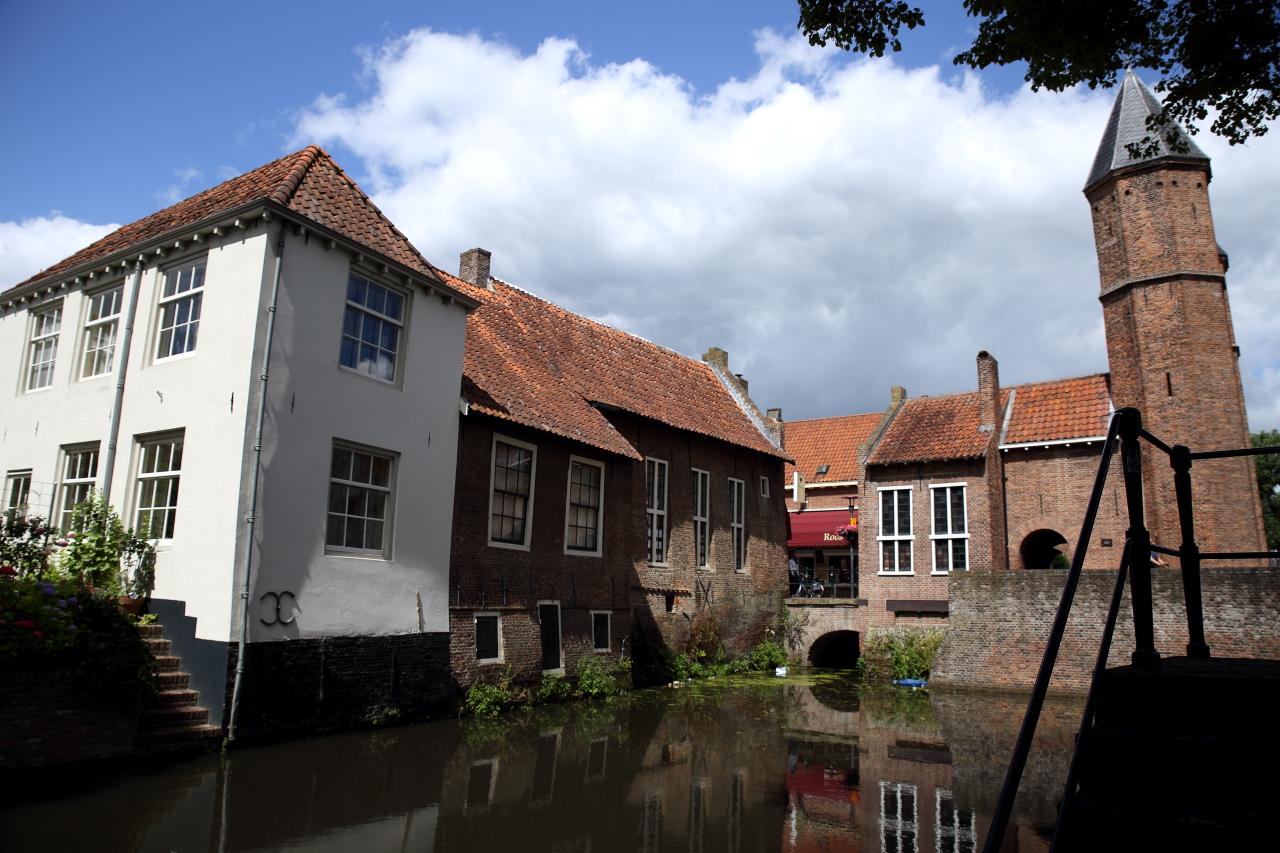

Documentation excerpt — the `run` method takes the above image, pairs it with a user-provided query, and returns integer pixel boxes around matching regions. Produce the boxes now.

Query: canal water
[1,672,1082,852]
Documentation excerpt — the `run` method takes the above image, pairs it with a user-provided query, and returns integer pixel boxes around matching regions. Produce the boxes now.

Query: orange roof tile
[7,146,440,293]
[782,412,883,484]
[869,389,1011,466]
[444,272,787,461]
[1003,374,1112,444]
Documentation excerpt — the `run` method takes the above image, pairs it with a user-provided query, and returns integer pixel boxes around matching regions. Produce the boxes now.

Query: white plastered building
[0,147,477,736]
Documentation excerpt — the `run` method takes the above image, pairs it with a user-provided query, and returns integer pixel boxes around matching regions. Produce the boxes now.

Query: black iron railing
[981,407,1280,852]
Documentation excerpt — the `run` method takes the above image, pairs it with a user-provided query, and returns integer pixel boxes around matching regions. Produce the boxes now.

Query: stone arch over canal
[786,600,863,669]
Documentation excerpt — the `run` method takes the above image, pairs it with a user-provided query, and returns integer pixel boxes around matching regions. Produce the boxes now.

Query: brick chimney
[459,248,492,289]
[977,350,1000,433]
[702,347,729,371]
[734,373,748,394]
[766,407,782,420]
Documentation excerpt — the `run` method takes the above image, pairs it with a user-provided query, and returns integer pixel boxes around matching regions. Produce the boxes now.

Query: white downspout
[100,258,145,500]
[227,223,286,744]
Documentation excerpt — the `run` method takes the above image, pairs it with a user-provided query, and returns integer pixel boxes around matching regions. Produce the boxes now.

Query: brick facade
[933,568,1280,692]
[1089,163,1267,555]
[449,410,788,688]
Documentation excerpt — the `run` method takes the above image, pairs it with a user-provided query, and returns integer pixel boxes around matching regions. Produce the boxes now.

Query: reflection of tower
[1085,70,1267,554]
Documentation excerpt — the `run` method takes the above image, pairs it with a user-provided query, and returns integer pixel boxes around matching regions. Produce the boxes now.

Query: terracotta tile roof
[7,146,438,293]
[869,389,1011,466]
[439,271,787,461]
[1003,374,1112,445]
[782,412,883,484]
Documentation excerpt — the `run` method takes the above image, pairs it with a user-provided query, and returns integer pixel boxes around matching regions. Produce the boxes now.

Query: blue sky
[3,2,1278,429]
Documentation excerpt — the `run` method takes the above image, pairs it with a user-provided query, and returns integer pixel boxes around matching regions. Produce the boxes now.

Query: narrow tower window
[1166,372,1174,397]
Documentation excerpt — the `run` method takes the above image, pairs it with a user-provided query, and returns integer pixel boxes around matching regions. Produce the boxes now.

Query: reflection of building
[442,251,791,688]
[775,72,1268,647]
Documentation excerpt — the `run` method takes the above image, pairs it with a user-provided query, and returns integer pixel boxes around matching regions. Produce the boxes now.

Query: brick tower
[1085,70,1267,554]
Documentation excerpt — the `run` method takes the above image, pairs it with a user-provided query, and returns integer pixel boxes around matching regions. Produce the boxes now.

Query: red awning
[787,509,857,549]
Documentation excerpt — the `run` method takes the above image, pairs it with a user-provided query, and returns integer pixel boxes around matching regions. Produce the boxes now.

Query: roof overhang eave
[2,199,480,312]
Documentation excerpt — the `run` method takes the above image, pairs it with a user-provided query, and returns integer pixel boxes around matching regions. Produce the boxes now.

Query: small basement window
[591,611,611,652]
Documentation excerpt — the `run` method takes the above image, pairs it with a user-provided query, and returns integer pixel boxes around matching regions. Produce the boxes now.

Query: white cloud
[0,215,118,290]
[156,166,204,206]
[292,28,1280,431]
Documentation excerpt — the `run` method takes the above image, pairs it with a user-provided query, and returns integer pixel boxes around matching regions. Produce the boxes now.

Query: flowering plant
[835,524,857,541]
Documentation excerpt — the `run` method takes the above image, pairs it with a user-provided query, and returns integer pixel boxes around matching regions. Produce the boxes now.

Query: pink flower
[14,620,35,630]
[32,630,44,639]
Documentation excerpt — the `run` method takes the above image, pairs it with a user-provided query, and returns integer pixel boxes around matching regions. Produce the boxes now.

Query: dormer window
[815,464,830,476]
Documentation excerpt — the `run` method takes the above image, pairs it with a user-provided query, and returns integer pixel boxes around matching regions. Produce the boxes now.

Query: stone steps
[135,620,221,757]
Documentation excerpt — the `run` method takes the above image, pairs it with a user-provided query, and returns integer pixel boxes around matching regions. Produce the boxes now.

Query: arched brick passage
[1020,529,1069,570]
[808,630,860,669]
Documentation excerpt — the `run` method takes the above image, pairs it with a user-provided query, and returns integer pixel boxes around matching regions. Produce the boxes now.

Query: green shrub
[534,673,576,704]
[858,629,944,681]
[0,514,57,578]
[726,639,788,674]
[463,672,515,717]
[577,655,630,698]
[57,494,155,598]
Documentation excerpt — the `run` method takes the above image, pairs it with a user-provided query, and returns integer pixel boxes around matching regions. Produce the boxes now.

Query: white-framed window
[692,468,710,569]
[339,271,405,383]
[135,432,184,539]
[326,441,396,556]
[729,477,746,572]
[586,736,609,781]
[4,470,32,520]
[936,789,976,853]
[156,258,205,360]
[57,443,99,530]
[25,303,62,391]
[489,435,536,549]
[880,781,918,853]
[474,612,503,664]
[645,457,668,564]
[564,456,604,556]
[591,610,611,652]
[930,483,969,574]
[759,475,769,498]
[80,285,123,379]
[878,487,913,574]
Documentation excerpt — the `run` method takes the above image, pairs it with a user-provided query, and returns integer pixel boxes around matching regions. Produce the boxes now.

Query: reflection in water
[0,673,1073,852]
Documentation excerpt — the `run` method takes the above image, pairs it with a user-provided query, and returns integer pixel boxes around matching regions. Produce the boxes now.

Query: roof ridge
[269,145,323,205]
[1009,371,1110,391]
[295,148,437,273]
[489,277,715,369]
[785,411,884,425]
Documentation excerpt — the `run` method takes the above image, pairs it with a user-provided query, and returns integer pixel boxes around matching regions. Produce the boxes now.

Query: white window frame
[929,483,970,575]
[489,434,537,550]
[692,468,710,570]
[79,284,123,380]
[133,431,184,541]
[585,736,609,781]
[759,475,769,498]
[57,443,100,531]
[338,270,408,385]
[935,788,976,853]
[590,610,612,652]
[464,757,500,812]
[729,477,746,573]
[25,303,62,392]
[645,457,669,566]
[325,440,397,558]
[155,257,206,361]
[563,455,604,557]
[474,612,503,664]
[880,781,919,853]
[878,487,914,575]
[5,470,32,520]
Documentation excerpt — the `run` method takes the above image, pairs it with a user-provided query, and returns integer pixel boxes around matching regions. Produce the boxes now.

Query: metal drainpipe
[100,258,146,500]
[227,223,286,744]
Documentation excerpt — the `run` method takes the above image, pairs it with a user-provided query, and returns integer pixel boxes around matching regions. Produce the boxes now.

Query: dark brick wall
[933,567,1280,692]
[0,671,141,767]
[448,410,788,687]
[230,632,453,742]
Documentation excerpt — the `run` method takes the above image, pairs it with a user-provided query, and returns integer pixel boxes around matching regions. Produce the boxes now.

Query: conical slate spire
[1085,69,1208,191]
